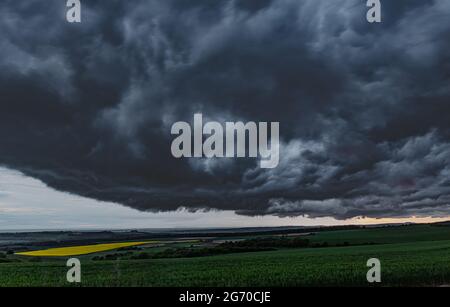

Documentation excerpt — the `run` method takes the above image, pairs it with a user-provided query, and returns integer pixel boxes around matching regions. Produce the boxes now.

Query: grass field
[2,224,450,287]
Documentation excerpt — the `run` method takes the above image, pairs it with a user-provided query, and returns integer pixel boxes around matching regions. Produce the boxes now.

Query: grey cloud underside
[1,0,450,219]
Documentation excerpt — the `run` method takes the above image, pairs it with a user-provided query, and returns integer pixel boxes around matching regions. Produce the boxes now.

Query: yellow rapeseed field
[15,241,156,257]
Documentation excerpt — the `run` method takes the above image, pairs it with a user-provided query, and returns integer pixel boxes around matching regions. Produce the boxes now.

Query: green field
[2,224,450,287]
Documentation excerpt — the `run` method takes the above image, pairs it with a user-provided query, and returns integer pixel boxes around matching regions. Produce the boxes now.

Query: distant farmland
[2,224,450,286]
[15,241,156,257]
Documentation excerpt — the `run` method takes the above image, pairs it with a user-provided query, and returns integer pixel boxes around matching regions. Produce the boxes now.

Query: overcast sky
[0,166,358,230]
[1,166,448,230]
[1,0,450,229]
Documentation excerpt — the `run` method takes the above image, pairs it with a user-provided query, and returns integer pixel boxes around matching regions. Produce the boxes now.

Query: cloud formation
[1,0,450,220]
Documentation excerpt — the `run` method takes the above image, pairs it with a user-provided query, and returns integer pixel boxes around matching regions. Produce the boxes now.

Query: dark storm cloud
[1,0,450,219]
